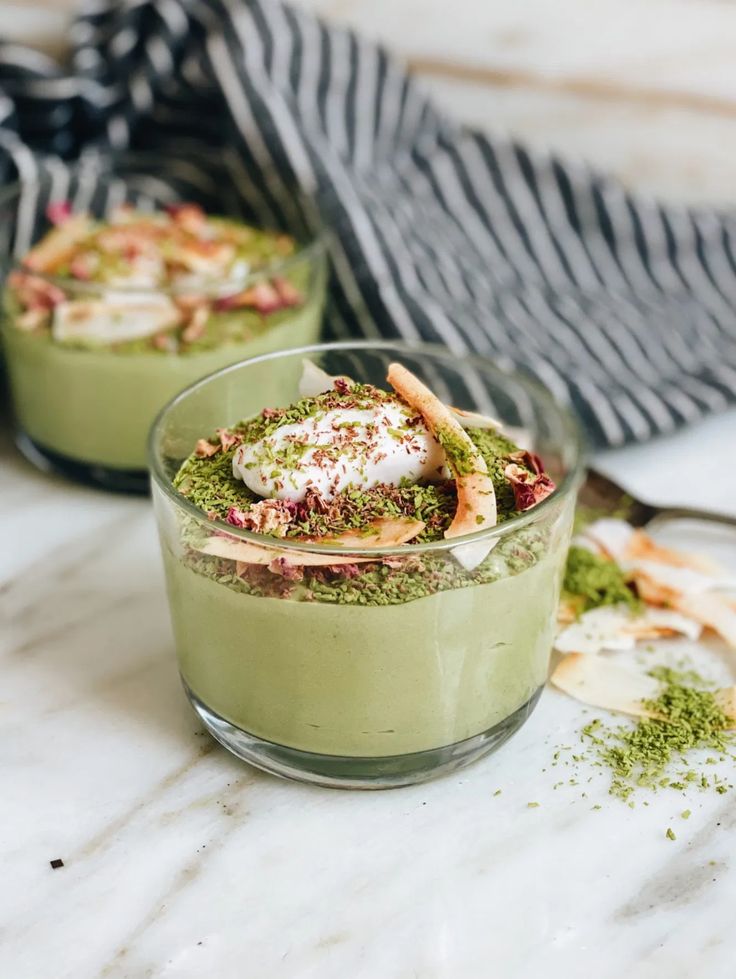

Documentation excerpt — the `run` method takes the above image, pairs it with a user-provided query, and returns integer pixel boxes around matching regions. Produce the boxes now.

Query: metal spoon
[578,469,736,531]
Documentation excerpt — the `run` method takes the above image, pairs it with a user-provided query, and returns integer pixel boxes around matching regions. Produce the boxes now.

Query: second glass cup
[0,162,326,491]
[150,341,583,788]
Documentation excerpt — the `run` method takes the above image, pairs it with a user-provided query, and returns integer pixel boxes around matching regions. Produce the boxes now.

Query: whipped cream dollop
[232,401,447,502]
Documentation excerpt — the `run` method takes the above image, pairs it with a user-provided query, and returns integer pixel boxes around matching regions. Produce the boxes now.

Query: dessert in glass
[1,191,325,491]
[150,342,583,788]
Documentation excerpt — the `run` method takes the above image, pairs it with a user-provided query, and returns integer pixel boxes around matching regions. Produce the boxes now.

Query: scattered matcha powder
[580,668,735,802]
[563,546,640,614]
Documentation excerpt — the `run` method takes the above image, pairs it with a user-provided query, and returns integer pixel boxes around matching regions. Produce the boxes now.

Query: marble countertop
[2,401,736,979]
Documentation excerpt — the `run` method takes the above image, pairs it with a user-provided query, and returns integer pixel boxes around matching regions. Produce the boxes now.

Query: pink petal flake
[9,271,65,310]
[226,500,294,534]
[166,203,207,234]
[69,252,99,280]
[268,557,304,581]
[45,201,72,226]
[216,428,243,451]
[273,277,302,307]
[504,463,556,511]
[194,438,220,458]
[507,449,545,476]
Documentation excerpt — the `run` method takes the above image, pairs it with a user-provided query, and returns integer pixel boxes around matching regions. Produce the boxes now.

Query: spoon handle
[647,505,736,531]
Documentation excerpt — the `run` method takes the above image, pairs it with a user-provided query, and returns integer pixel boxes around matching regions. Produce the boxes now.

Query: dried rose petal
[216,428,243,451]
[273,277,302,307]
[268,557,304,581]
[327,563,361,578]
[194,438,220,458]
[69,252,99,280]
[504,463,556,511]
[507,449,545,476]
[166,202,207,233]
[9,271,66,310]
[226,507,251,528]
[46,201,72,226]
[226,500,294,535]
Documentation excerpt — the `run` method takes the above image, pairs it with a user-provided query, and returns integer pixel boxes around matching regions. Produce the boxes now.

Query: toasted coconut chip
[386,363,497,541]
[675,592,736,650]
[551,654,661,717]
[622,607,702,641]
[23,215,93,273]
[624,558,736,596]
[298,360,353,398]
[555,607,638,655]
[449,406,503,431]
[199,535,373,569]
[715,687,736,723]
[316,517,425,548]
[557,599,579,626]
[625,529,725,575]
[583,518,635,561]
[52,294,182,344]
[554,605,702,655]
[552,653,736,725]
[181,304,209,343]
[450,538,499,573]
[569,533,601,555]
[197,517,424,570]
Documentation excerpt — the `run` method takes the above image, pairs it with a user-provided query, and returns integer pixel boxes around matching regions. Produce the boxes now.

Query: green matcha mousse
[1,203,325,477]
[157,360,573,781]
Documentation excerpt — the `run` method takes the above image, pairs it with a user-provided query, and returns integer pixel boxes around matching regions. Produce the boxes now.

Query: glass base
[185,682,543,789]
[15,431,149,494]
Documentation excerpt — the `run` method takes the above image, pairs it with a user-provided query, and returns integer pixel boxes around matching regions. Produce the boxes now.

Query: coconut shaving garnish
[8,203,305,353]
[387,362,498,539]
[173,361,555,602]
[552,517,736,810]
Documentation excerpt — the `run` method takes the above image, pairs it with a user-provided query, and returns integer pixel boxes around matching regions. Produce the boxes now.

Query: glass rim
[148,340,586,557]
[0,168,328,295]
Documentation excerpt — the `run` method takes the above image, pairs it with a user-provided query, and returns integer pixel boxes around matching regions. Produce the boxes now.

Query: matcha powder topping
[582,668,734,802]
[563,546,640,614]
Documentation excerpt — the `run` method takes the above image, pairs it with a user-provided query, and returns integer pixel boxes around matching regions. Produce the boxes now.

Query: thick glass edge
[148,339,587,557]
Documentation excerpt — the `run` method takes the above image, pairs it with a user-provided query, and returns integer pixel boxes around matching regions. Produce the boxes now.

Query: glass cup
[0,157,326,492]
[150,341,584,788]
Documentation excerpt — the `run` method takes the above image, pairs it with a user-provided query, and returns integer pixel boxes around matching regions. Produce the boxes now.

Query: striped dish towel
[1,0,735,447]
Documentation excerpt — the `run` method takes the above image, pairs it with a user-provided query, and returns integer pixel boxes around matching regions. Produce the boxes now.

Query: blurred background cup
[0,151,327,492]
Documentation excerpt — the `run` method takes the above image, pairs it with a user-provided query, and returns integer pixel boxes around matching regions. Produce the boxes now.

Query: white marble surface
[1,399,736,979]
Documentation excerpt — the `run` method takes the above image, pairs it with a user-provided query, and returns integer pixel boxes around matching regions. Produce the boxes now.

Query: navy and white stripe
[1,0,735,447]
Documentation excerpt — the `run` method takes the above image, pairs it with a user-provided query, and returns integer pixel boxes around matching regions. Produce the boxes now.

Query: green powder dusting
[435,426,477,477]
[581,669,734,802]
[563,546,640,614]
